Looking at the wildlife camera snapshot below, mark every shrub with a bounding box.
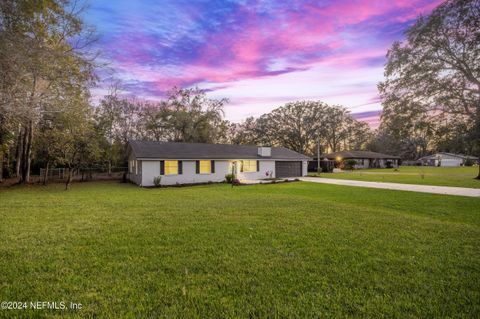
[232,178,241,185]
[343,159,357,170]
[464,158,474,166]
[386,161,394,168]
[153,176,162,187]
[225,173,236,183]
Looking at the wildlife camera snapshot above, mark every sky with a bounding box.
[84,0,443,128]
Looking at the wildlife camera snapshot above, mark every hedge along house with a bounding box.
[127,141,311,186]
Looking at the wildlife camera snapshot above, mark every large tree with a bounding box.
[322,106,352,153]
[379,0,479,175]
[228,101,370,155]
[0,0,96,183]
[165,87,227,143]
[263,101,325,154]
[95,90,140,166]
[94,86,229,168]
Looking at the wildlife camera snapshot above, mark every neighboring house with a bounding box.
[318,151,400,169]
[417,153,478,167]
[127,141,311,186]
[307,159,335,172]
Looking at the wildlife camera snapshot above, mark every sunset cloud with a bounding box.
[85,0,443,126]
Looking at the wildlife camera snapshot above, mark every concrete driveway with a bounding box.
[299,177,480,197]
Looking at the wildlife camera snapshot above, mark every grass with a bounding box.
[0,181,479,318]
[309,166,480,188]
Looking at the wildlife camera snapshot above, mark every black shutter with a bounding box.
[196,161,199,174]
[211,160,215,173]
[240,160,244,172]
[256,160,260,172]
[178,161,183,174]
[160,160,165,175]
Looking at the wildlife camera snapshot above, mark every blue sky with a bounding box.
[84,0,443,127]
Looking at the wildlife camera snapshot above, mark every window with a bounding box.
[242,160,257,172]
[199,160,211,174]
[164,160,178,175]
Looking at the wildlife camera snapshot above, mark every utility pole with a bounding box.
[317,139,321,174]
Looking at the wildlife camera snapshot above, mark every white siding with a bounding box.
[130,159,308,186]
[127,153,142,185]
[302,161,308,176]
[428,154,464,167]
[139,160,277,186]
[141,160,224,186]
[440,158,463,167]
[353,159,369,169]
[238,160,275,180]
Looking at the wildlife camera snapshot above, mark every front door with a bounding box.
[230,161,239,176]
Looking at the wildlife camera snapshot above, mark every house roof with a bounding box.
[128,140,311,160]
[418,152,479,161]
[320,150,401,160]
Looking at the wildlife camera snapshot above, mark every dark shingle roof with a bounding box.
[321,150,400,160]
[128,141,311,160]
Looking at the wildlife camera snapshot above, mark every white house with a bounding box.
[127,141,311,187]
[417,152,478,167]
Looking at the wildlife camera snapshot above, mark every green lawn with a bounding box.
[0,181,479,318]
[309,166,480,188]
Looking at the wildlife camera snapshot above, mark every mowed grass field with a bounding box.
[0,181,479,318]
[309,166,480,188]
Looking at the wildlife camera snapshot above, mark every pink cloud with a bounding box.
[89,0,444,121]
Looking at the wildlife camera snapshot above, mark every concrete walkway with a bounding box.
[299,177,480,197]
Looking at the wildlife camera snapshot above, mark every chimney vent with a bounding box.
[258,147,271,157]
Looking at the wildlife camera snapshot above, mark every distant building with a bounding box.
[417,153,478,167]
[313,151,400,169]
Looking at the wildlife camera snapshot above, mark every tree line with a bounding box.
[0,0,478,185]
[228,102,371,155]
[93,88,371,168]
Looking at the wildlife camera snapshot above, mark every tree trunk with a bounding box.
[43,161,49,185]
[317,140,321,173]
[20,121,33,183]
[476,101,480,179]
[65,168,72,190]
[108,161,111,176]
[25,121,33,182]
[20,125,28,182]
[5,149,10,178]
[0,149,3,183]
[15,126,23,178]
